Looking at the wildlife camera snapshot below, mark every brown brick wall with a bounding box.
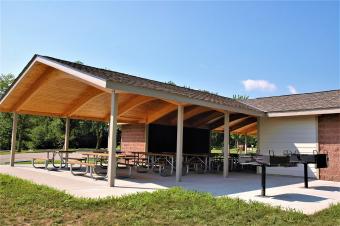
[121,124,146,155]
[319,114,340,182]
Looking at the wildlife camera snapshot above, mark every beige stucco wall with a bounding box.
[259,116,318,178]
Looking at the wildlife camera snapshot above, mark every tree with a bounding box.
[232,94,249,100]
[0,74,16,150]
[90,121,108,149]
[0,113,12,150]
[0,73,15,98]
[28,116,64,150]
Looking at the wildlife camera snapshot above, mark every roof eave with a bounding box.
[106,80,265,117]
[266,108,340,117]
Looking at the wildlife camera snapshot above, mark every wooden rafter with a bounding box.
[118,115,145,123]
[234,121,257,133]
[208,113,248,130]
[191,111,224,128]
[118,95,155,116]
[185,110,215,126]
[11,68,57,111]
[16,109,107,122]
[64,87,104,116]
[170,106,211,124]
[147,104,177,124]
[230,117,257,132]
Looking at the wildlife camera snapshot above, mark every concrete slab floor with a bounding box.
[0,165,339,215]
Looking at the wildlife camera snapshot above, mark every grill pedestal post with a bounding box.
[261,165,266,196]
[304,163,308,188]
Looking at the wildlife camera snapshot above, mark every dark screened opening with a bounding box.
[148,124,210,154]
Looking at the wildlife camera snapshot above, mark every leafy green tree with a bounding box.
[0,73,15,98]
[90,121,108,149]
[0,113,12,150]
[232,94,249,100]
[28,116,64,149]
[0,74,16,150]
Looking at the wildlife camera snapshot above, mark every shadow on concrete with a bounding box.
[311,186,340,192]
[270,193,327,202]
[119,171,305,196]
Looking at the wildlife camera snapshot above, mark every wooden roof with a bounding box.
[0,55,259,134]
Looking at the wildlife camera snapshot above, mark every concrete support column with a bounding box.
[10,113,18,167]
[176,105,184,182]
[108,92,118,187]
[244,133,247,154]
[256,117,261,154]
[145,124,149,152]
[223,112,230,177]
[64,118,70,151]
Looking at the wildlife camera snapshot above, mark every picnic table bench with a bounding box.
[32,157,53,170]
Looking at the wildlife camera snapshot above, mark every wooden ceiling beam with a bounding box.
[11,68,57,111]
[118,95,155,117]
[230,117,257,132]
[118,116,145,124]
[181,106,211,123]
[208,113,248,130]
[190,111,224,128]
[64,87,104,116]
[147,104,178,124]
[235,123,257,134]
[15,109,107,122]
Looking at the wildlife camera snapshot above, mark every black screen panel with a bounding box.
[148,124,210,154]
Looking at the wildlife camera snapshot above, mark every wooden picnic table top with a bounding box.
[148,152,176,157]
[81,152,135,159]
[81,152,110,157]
[183,153,209,157]
[57,150,76,153]
[131,151,148,155]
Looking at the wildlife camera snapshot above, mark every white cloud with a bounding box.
[242,79,277,92]
[288,85,298,94]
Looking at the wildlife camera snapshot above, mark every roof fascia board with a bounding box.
[106,80,264,117]
[0,56,109,106]
[0,57,38,105]
[36,57,107,90]
[267,108,340,117]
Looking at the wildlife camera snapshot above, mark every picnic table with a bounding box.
[32,150,78,170]
[183,153,209,173]
[148,152,176,175]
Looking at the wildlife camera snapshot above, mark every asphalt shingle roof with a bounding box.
[39,55,262,114]
[241,90,340,112]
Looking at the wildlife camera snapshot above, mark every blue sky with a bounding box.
[1,1,339,98]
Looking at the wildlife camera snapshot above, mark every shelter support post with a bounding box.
[108,92,118,187]
[223,112,230,177]
[176,105,184,182]
[256,117,261,154]
[244,133,247,154]
[63,117,70,167]
[64,118,70,151]
[10,113,18,167]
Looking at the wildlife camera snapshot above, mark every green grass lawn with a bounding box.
[0,174,339,225]
[0,150,45,155]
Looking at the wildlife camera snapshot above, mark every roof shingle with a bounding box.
[242,90,340,112]
[40,55,262,114]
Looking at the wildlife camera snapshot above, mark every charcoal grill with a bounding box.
[253,150,328,196]
[298,152,328,188]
